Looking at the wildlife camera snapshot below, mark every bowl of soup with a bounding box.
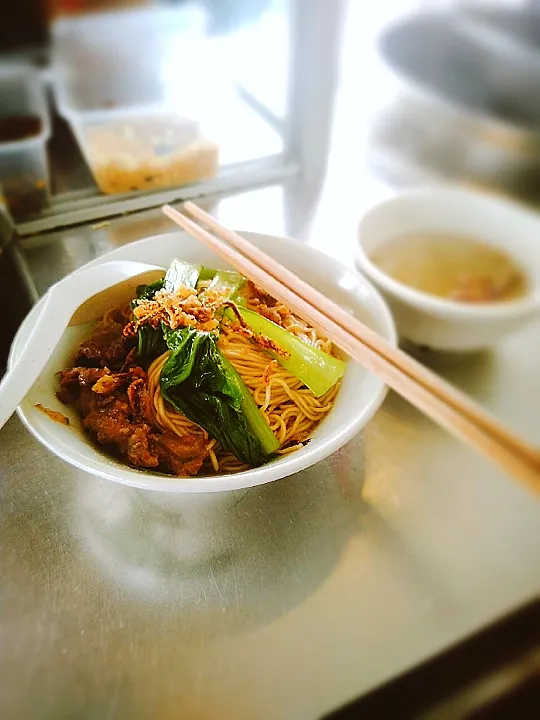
[356,187,540,352]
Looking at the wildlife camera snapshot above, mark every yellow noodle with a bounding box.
[145,286,341,475]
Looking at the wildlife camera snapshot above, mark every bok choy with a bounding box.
[146,259,277,465]
[160,326,278,465]
[134,259,203,363]
[133,277,167,362]
[228,306,346,397]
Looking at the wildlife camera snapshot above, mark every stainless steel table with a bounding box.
[2,7,540,718]
[2,175,540,719]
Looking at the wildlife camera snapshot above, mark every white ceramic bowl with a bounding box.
[356,187,540,352]
[9,230,396,493]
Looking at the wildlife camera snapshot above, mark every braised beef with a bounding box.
[150,432,206,476]
[126,426,159,468]
[121,347,138,371]
[56,367,107,404]
[74,310,134,370]
[127,377,151,424]
[58,358,207,476]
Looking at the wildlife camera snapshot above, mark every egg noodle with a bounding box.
[146,291,340,474]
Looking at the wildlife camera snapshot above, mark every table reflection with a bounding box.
[72,443,365,635]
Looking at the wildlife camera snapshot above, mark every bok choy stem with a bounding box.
[229,306,346,397]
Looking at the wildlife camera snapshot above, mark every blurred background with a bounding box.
[4,0,540,230]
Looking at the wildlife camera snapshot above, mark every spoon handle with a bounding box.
[0,292,70,431]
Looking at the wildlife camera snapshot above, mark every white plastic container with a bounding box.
[55,101,220,195]
[52,7,219,195]
[0,66,51,219]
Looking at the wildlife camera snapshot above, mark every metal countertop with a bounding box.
[2,175,540,719]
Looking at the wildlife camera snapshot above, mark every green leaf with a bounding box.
[160,326,278,466]
[135,277,165,302]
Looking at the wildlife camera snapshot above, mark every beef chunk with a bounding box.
[57,367,108,404]
[121,347,138,371]
[83,411,133,450]
[127,426,159,468]
[74,312,134,370]
[58,366,146,399]
[150,431,207,476]
[127,377,152,424]
[83,399,159,470]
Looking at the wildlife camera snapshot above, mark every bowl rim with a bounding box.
[357,186,540,320]
[11,229,397,493]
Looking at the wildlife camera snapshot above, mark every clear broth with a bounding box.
[370,233,528,303]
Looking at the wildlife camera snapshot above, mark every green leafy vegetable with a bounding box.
[204,269,244,297]
[136,325,167,363]
[164,258,201,292]
[160,325,278,465]
[133,278,167,362]
[197,266,217,283]
[133,259,203,363]
[135,277,165,301]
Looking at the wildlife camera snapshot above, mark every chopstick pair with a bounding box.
[162,202,540,495]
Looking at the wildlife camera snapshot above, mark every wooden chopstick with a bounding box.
[182,201,535,464]
[162,203,540,494]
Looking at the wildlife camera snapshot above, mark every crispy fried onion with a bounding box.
[263,360,279,385]
[124,286,227,336]
[224,302,289,357]
[123,284,289,358]
[245,280,292,327]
